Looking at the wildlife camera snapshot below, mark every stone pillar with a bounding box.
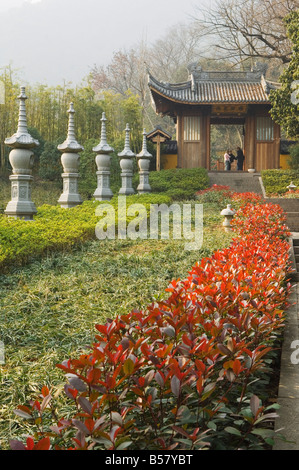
[137,128,152,194]
[93,112,114,201]
[58,103,83,209]
[4,86,39,220]
[118,123,135,195]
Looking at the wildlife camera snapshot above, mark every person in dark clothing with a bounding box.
[229,150,236,167]
[236,147,245,171]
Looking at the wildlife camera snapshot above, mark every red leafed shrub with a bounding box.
[10,202,293,451]
[232,192,263,206]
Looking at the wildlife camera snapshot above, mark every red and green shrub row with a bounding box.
[10,200,293,451]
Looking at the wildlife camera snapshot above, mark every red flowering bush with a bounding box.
[10,202,292,451]
[232,192,263,206]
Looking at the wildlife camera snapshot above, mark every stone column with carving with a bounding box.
[4,86,39,220]
[58,103,83,209]
[137,129,152,194]
[118,123,135,195]
[93,112,114,201]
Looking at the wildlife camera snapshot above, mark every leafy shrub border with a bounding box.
[0,194,171,273]
[10,197,293,451]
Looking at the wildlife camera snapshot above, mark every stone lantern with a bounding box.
[221,204,235,231]
[287,182,297,192]
[57,103,83,209]
[4,86,39,220]
[118,123,135,195]
[136,128,152,194]
[93,112,114,201]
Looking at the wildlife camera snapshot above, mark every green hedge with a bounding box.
[0,194,171,272]
[261,169,299,196]
[147,168,210,200]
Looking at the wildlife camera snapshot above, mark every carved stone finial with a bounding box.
[57,102,84,153]
[93,112,114,154]
[5,86,39,149]
[137,128,153,159]
[118,123,135,158]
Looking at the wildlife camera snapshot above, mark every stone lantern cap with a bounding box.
[5,86,39,149]
[221,204,235,216]
[287,182,297,190]
[118,123,136,158]
[137,128,153,159]
[93,112,114,154]
[57,102,84,153]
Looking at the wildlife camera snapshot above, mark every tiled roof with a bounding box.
[148,71,279,105]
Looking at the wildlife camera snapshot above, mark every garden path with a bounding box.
[274,234,299,450]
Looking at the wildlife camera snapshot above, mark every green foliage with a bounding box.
[6,201,290,451]
[270,10,299,138]
[261,169,299,195]
[77,139,98,199]
[0,202,231,449]
[27,127,45,171]
[38,139,63,181]
[101,90,143,155]
[0,194,172,272]
[148,168,210,201]
[288,143,299,170]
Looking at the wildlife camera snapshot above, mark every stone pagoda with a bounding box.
[5,86,39,220]
[57,103,83,209]
[93,112,114,201]
[136,129,152,194]
[118,123,135,195]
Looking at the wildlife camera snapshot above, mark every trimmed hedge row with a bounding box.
[261,169,299,196]
[0,194,171,272]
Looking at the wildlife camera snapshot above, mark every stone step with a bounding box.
[208,172,264,194]
[270,199,299,212]
[286,213,299,232]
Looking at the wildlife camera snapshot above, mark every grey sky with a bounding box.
[0,0,213,86]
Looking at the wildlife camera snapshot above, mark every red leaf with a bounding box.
[33,437,51,451]
[250,395,260,417]
[171,375,181,397]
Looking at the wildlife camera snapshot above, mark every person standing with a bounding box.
[236,147,245,171]
[229,150,236,169]
[224,150,231,171]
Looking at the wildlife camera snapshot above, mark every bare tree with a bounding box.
[194,0,298,67]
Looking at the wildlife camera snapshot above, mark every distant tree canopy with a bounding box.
[194,0,298,71]
[1,0,298,175]
[270,9,299,139]
[0,68,144,172]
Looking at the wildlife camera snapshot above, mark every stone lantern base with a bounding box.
[58,173,82,209]
[93,170,113,201]
[137,172,151,194]
[4,174,37,220]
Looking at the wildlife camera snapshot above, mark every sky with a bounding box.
[0,0,214,86]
